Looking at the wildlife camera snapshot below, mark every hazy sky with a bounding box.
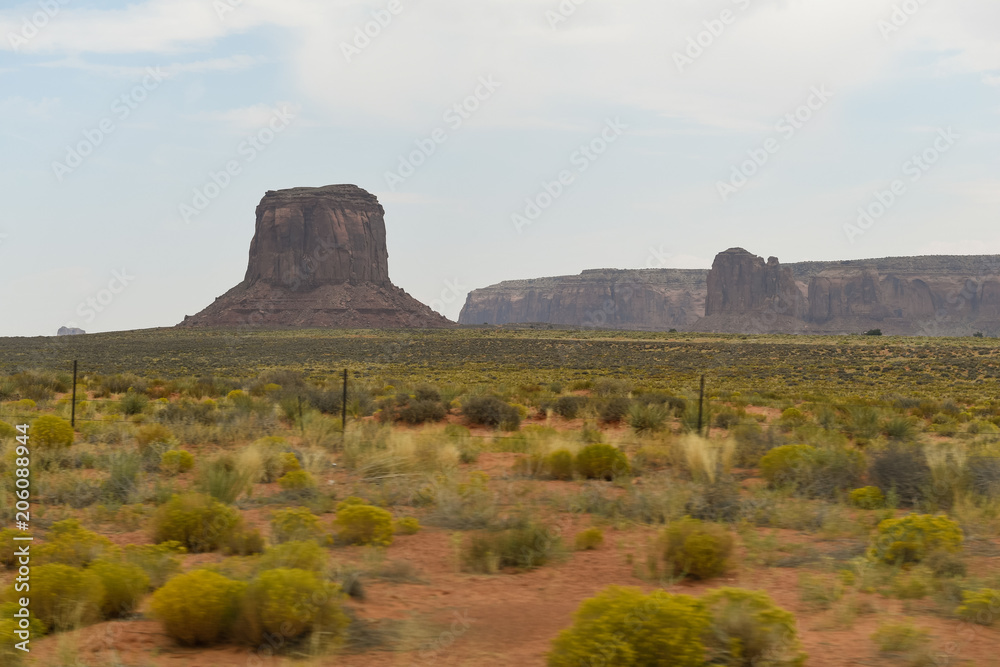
[1,0,998,336]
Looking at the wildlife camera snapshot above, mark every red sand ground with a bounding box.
[19,410,1000,666]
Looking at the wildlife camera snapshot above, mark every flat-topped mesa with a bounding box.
[245,185,390,289]
[178,185,452,329]
[456,247,1000,335]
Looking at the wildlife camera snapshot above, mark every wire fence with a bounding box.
[2,363,999,445]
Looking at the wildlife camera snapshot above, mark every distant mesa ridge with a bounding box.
[178,185,451,329]
[459,247,1000,336]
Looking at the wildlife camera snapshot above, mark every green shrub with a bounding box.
[0,421,18,440]
[90,560,149,618]
[462,522,560,573]
[394,516,421,535]
[236,568,349,648]
[759,445,815,487]
[868,514,963,565]
[395,398,448,425]
[120,390,149,416]
[925,549,966,578]
[0,602,44,665]
[574,527,604,551]
[554,396,587,420]
[279,451,301,473]
[890,569,932,600]
[31,415,74,448]
[0,528,20,568]
[335,495,370,510]
[161,449,195,475]
[869,444,932,507]
[462,395,521,430]
[251,436,291,483]
[31,563,104,631]
[760,445,864,499]
[333,503,394,546]
[270,507,323,543]
[871,621,930,654]
[277,469,317,493]
[135,423,173,449]
[703,587,806,667]
[547,586,710,667]
[36,519,113,567]
[964,454,1000,497]
[223,526,266,556]
[103,451,141,503]
[712,407,744,430]
[152,493,242,553]
[957,589,1000,625]
[849,486,886,510]
[575,443,630,480]
[628,402,668,434]
[122,542,186,588]
[662,518,733,580]
[545,449,575,481]
[779,407,807,427]
[151,570,246,645]
[258,540,327,572]
[198,454,254,504]
[884,416,920,441]
[599,397,631,424]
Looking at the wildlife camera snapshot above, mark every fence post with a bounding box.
[71,360,78,428]
[698,375,705,437]
[341,369,348,435]
[297,396,304,437]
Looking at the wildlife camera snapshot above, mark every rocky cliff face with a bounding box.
[704,248,807,319]
[459,269,706,330]
[179,185,451,329]
[460,250,1000,336]
[244,186,390,289]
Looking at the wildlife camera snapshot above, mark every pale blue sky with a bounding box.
[1,0,998,336]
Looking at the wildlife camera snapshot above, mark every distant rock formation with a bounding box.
[178,185,452,329]
[459,268,706,330]
[459,249,1000,336]
[57,326,85,336]
[699,248,807,331]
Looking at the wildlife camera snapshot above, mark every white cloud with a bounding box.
[185,101,302,133]
[32,54,266,78]
[4,0,1000,133]
[0,95,59,118]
